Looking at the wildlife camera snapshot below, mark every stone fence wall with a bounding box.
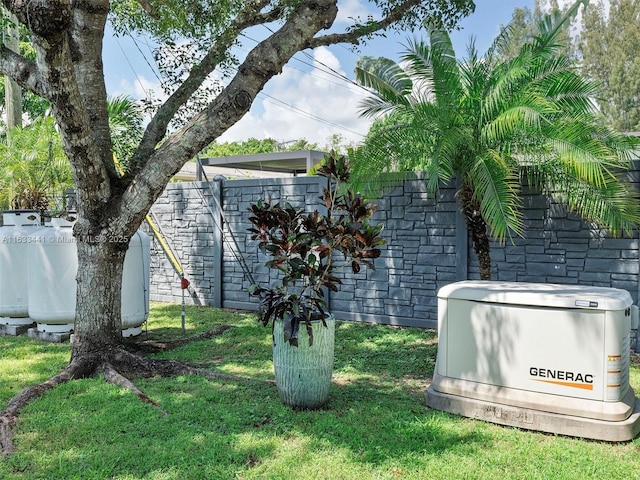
[146,168,640,330]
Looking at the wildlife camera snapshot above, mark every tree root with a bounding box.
[128,324,234,353]
[100,363,169,416]
[1,361,89,458]
[1,326,268,458]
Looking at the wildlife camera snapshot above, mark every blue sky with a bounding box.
[103,1,535,148]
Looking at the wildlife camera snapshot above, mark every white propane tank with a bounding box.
[27,218,150,336]
[121,230,150,337]
[0,210,42,325]
[27,217,77,333]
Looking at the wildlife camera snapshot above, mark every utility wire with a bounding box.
[112,28,369,140]
[240,31,370,94]
[255,25,373,95]
[257,91,364,137]
[125,30,163,85]
[114,36,151,97]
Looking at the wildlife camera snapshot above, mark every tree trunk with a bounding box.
[71,237,128,360]
[456,183,493,281]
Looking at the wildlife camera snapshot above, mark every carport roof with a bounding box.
[196,150,328,178]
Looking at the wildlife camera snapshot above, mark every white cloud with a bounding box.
[109,48,374,149]
[218,47,373,148]
[335,0,378,25]
[112,75,162,100]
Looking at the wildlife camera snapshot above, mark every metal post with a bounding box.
[180,273,188,334]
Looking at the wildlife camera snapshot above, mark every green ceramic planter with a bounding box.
[272,315,335,409]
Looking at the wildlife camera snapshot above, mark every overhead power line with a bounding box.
[112,27,371,141]
[257,91,365,137]
[113,35,152,97]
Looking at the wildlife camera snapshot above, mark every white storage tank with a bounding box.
[27,217,77,333]
[121,230,150,337]
[0,210,42,325]
[427,280,640,441]
[27,219,150,336]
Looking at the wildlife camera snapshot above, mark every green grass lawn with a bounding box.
[2,303,640,479]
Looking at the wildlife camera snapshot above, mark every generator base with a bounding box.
[426,384,640,442]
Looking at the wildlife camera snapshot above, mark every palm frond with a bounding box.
[543,164,640,237]
[399,37,433,81]
[424,28,464,108]
[0,117,73,211]
[486,18,526,65]
[468,150,525,243]
[534,0,589,51]
[355,60,412,118]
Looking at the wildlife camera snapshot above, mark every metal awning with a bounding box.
[195,150,328,179]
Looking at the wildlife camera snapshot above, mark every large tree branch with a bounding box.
[0,46,45,97]
[1,0,71,37]
[68,1,116,176]
[309,0,474,49]
[126,0,282,178]
[117,0,338,233]
[136,0,159,19]
[309,0,424,48]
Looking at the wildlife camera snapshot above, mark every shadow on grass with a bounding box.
[140,302,256,341]
[139,304,470,452]
[2,303,493,479]
[135,304,488,470]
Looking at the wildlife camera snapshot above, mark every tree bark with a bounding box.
[456,182,493,280]
[72,238,128,358]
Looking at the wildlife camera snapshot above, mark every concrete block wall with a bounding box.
[147,170,640,330]
[326,177,459,327]
[467,189,640,302]
[145,181,223,306]
[222,176,324,311]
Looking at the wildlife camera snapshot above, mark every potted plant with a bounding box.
[247,153,385,409]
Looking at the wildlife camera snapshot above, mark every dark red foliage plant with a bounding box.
[247,152,385,346]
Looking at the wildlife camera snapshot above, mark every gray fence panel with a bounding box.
[147,169,640,329]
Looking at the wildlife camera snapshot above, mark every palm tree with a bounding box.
[0,96,142,215]
[351,0,640,280]
[0,117,73,216]
[106,94,143,172]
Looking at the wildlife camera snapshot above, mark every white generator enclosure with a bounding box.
[426,281,640,441]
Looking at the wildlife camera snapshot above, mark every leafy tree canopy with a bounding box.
[579,0,640,131]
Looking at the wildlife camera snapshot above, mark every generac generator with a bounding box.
[426,281,640,441]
